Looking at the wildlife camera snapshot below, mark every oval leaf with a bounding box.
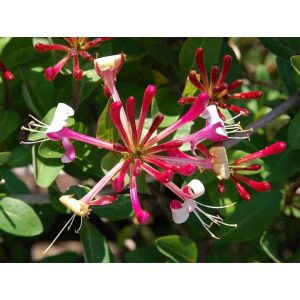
[155,235,198,263]
[216,190,282,243]
[0,197,43,237]
[79,220,111,263]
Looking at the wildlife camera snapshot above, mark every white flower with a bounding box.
[46,103,74,133]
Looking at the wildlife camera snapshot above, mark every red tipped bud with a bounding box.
[231,91,263,99]
[210,65,219,86]
[231,176,251,201]
[228,79,243,91]
[217,180,226,193]
[233,141,286,165]
[136,210,151,225]
[188,71,204,91]
[217,55,232,85]
[3,70,14,80]
[178,97,196,105]
[45,67,56,81]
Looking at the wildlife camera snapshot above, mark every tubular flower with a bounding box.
[168,179,236,239]
[178,47,263,118]
[197,142,286,200]
[0,60,14,80]
[35,37,111,81]
[21,103,116,163]
[181,104,253,153]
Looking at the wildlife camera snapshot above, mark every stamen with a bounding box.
[223,112,244,124]
[43,213,77,255]
[20,138,50,144]
[21,126,42,133]
[28,114,49,126]
[75,217,83,233]
[192,208,219,239]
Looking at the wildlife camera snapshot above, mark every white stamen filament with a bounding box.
[28,114,48,126]
[20,138,50,144]
[224,112,244,124]
[43,213,76,255]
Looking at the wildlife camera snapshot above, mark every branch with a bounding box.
[223,92,300,149]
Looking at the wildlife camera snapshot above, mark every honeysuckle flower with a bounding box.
[43,192,117,255]
[0,60,14,81]
[35,37,111,81]
[197,142,286,200]
[168,179,236,239]
[181,104,253,153]
[178,47,263,118]
[21,103,116,163]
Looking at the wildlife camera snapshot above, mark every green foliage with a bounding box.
[0,37,299,263]
[79,220,111,263]
[155,235,198,263]
[0,197,43,237]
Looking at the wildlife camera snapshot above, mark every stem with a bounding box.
[2,75,10,108]
[223,92,300,149]
[72,79,80,111]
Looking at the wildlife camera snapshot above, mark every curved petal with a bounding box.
[170,200,189,224]
[61,137,75,163]
[186,179,205,198]
[200,105,223,124]
[46,103,74,133]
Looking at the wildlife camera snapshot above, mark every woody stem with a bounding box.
[223,92,300,149]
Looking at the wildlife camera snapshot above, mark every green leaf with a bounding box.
[79,220,111,263]
[264,148,300,181]
[32,146,64,188]
[1,38,37,68]
[291,55,300,75]
[124,246,167,263]
[155,235,198,263]
[216,191,282,243]
[151,87,183,127]
[0,152,11,165]
[179,37,223,79]
[260,38,294,61]
[0,197,43,237]
[288,110,300,149]
[92,194,133,221]
[96,98,116,142]
[0,109,20,143]
[260,231,281,263]
[38,141,64,159]
[19,67,56,117]
[0,168,30,194]
[5,146,31,168]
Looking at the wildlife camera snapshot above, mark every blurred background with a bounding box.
[1,37,300,263]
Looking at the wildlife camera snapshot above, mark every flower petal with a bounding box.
[170,200,189,224]
[200,105,223,124]
[46,103,74,133]
[61,137,75,163]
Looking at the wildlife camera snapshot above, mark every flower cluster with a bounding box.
[179,48,263,118]
[22,45,286,250]
[35,37,111,81]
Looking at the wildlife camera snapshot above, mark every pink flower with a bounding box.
[35,37,111,81]
[168,179,236,239]
[0,60,14,81]
[179,48,263,118]
[196,142,286,200]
